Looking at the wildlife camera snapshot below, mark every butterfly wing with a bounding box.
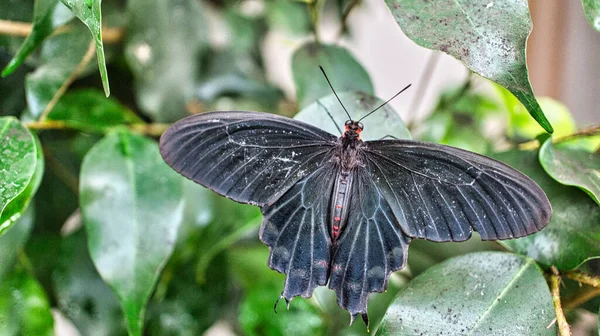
[362,140,552,242]
[159,111,338,206]
[328,165,411,325]
[260,161,338,303]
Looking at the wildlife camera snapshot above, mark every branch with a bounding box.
[563,287,600,310]
[550,267,571,336]
[0,19,124,44]
[25,120,170,137]
[518,124,600,150]
[564,270,600,288]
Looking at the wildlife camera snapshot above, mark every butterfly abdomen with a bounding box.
[330,170,354,241]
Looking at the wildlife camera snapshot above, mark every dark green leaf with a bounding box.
[53,230,127,336]
[539,137,600,206]
[0,205,33,280]
[0,53,29,117]
[494,150,600,270]
[0,117,42,236]
[0,265,54,336]
[125,0,207,122]
[295,91,411,140]
[375,252,555,335]
[60,0,110,96]
[80,130,184,336]
[0,1,33,52]
[582,0,600,32]
[25,24,92,119]
[48,89,142,132]
[292,42,373,109]
[385,0,553,133]
[1,0,72,77]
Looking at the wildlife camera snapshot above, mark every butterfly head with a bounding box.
[344,120,363,139]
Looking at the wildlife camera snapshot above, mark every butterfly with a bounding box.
[158,73,552,326]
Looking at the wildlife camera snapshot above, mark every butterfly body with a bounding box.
[159,110,551,326]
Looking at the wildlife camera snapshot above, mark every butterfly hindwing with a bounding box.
[363,140,552,241]
[159,111,338,206]
[329,165,411,325]
[260,161,337,302]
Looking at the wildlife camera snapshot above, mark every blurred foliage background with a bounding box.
[0,0,600,335]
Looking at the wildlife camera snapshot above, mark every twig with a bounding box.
[38,40,96,122]
[25,120,170,137]
[564,270,600,288]
[0,19,124,44]
[563,287,600,310]
[338,0,360,37]
[550,267,571,336]
[518,124,600,150]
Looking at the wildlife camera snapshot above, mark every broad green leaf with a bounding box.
[375,252,555,335]
[1,0,73,77]
[48,89,142,132]
[80,130,184,336]
[266,1,311,35]
[60,0,110,96]
[540,137,600,206]
[385,0,553,133]
[0,205,33,280]
[292,42,373,109]
[495,150,600,270]
[125,0,207,122]
[0,265,54,336]
[295,91,411,140]
[25,23,92,119]
[0,117,43,236]
[53,230,127,336]
[582,0,600,32]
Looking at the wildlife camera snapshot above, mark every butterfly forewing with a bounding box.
[159,111,338,206]
[363,140,551,241]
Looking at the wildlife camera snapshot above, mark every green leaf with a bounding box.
[25,24,92,119]
[266,1,311,35]
[60,0,110,96]
[48,89,142,132]
[385,0,553,133]
[0,117,43,236]
[494,150,600,270]
[582,0,600,32]
[375,252,555,335]
[295,91,411,140]
[125,0,207,122]
[53,230,127,336]
[80,130,184,336]
[0,205,33,280]
[1,0,73,77]
[292,42,373,109]
[0,265,54,336]
[539,137,600,206]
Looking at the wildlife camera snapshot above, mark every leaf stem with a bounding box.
[39,40,96,122]
[564,270,600,288]
[338,0,361,37]
[405,51,441,129]
[549,267,571,336]
[518,124,600,150]
[0,19,124,43]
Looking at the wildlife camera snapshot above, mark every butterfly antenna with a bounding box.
[358,84,412,122]
[319,65,353,121]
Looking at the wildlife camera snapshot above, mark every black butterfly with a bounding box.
[159,87,551,327]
